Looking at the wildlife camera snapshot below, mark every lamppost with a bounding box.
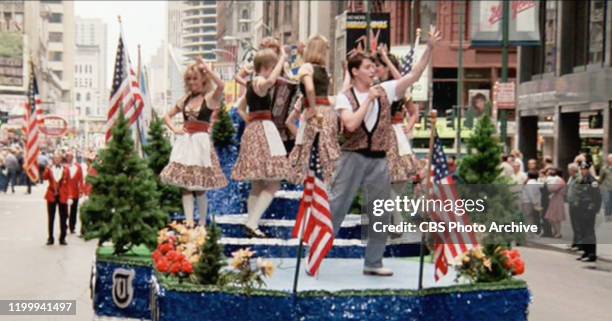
[212,48,238,103]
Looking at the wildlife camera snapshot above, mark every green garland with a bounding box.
[96,245,153,267]
[156,271,527,298]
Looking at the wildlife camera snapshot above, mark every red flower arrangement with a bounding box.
[152,240,194,277]
[502,249,525,276]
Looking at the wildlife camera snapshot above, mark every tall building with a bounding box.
[74,17,107,149]
[517,0,611,172]
[181,0,217,62]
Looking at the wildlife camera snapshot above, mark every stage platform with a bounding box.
[264,258,456,291]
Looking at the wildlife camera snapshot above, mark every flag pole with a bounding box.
[292,207,310,294]
[135,44,145,157]
[418,110,437,290]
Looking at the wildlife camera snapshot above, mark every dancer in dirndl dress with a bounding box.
[160,58,228,226]
[374,46,419,231]
[233,48,290,238]
[287,35,340,185]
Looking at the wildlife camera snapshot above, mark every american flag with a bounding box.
[429,135,479,281]
[24,64,42,182]
[105,32,144,142]
[292,134,334,276]
[399,47,415,76]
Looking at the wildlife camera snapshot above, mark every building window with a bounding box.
[240,23,249,33]
[241,8,249,20]
[202,17,215,23]
[49,13,63,23]
[86,107,91,116]
[76,93,81,101]
[202,8,216,15]
[52,70,62,80]
[86,92,91,101]
[284,2,292,24]
[49,32,63,42]
[588,0,606,64]
[419,1,437,43]
[49,51,62,61]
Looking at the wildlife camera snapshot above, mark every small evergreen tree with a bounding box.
[81,110,167,254]
[144,116,182,215]
[457,114,524,245]
[195,224,225,285]
[212,106,235,148]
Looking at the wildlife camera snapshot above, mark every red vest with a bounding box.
[82,166,98,197]
[341,87,392,153]
[43,165,70,204]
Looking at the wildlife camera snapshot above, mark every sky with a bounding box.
[74,1,166,86]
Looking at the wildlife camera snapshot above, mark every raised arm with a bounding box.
[299,63,317,111]
[197,57,224,110]
[395,28,441,98]
[404,98,419,132]
[236,94,248,122]
[253,50,287,96]
[235,64,252,87]
[378,44,401,80]
[285,96,303,137]
[340,61,352,92]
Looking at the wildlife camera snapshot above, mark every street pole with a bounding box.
[500,0,510,153]
[365,0,371,53]
[456,1,464,156]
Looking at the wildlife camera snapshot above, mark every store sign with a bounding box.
[346,13,390,56]
[391,45,429,102]
[0,31,26,91]
[495,82,516,109]
[39,115,68,136]
[471,0,541,47]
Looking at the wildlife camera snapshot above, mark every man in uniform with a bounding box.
[571,162,601,262]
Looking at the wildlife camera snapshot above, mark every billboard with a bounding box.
[470,0,541,47]
[0,31,26,91]
[346,12,390,56]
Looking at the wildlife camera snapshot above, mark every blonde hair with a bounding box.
[303,34,329,66]
[254,48,278,73]
[259,37,281,55]
[183,62,210,93]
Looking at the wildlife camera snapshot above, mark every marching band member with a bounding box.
[233,48,290,238]
[44,152,70,245]
[160,57,228,226]
[287,35,340,185]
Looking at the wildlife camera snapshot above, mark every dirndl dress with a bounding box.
[387,106,418,183]
[232,80,290,181]
[160,94,228,191]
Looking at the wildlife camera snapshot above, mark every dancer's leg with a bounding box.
[182,191,195,225]
[195,192,208,226]
[245,180,279,230]
[247,181,265,216]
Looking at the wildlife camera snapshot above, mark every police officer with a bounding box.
[572,162,601,262]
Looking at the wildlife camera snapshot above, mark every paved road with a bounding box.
[1,185,611,320]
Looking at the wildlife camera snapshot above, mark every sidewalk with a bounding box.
[527,213,612,263]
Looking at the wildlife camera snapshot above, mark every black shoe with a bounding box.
[46,238,54,246]
[576,253,588,260]
[581,255,597,262]
[70,229,75,234]
[59,239,68,246]
[244,225,267,238]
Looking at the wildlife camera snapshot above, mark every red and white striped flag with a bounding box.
[292,134,334,276]
[429,135,479,281]
[24,63,42,182]
[105,29,144,142]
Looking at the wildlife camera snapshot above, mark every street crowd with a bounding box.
[503,150,610,262]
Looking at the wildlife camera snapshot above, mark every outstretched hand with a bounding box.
[196,56,211,73]
[427,26,442,48]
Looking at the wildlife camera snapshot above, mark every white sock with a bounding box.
[246,181,279,229]
[182,193,195,225]
[196,193,208,226]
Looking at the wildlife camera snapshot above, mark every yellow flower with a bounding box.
[483,258,492,271]
[231,248,254,269]
[472,248,485,260]
[257,259,275,278]
[462,255,470,264]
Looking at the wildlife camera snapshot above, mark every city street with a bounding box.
[1,185,611,321]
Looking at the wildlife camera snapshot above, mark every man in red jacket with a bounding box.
[43,152,70,245]
[65,151,83,234]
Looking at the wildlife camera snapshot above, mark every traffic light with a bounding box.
[0,111,8,124]
[445,108,455,129]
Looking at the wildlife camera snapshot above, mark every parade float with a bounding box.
[87,110,530,321]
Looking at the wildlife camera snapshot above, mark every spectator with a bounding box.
[500,155,515,178]
[511,149,524,172]
[566,163,581,250]
[544,168,566,238]
[598,154,612,222]
[573,162,601,262]
[38,151,49,184]
[512,161,527,184]
[0,152,7,192]
[4,148,18,193]
[527,158,538,172]
[521,171,542,237]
